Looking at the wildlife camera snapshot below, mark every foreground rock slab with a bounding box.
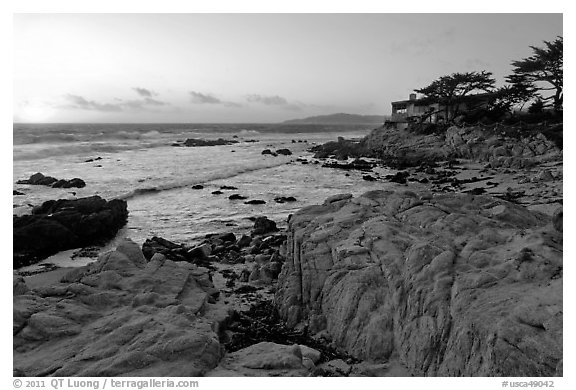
[13,240,223,377]
[275,190,562,376]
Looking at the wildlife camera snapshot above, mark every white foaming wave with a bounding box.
[239,129,260,135]
[116,158,291,201]
[13,140,168,161]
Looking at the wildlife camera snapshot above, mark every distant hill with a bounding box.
[282,113,388,125]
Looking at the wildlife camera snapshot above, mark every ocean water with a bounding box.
[13,123,393,252]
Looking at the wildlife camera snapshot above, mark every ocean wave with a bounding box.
[116,159,290,201]
[13,141,167,161]
[239,129,261,135]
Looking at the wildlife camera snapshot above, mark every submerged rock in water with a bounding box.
[16,172,86,189]
[181,138,238,147]
[274,196,297,203]
[275,190,563,376]
[229,194,248,200]
[245,199,266,205]
[13,196,128,268]
[13,239,223,376]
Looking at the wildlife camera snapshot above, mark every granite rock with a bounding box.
[14,240,223,377]
[275,190,562,376]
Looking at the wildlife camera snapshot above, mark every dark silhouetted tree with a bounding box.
[508,36,563,111]
[528,99,544,114]
[414,71,496,122]
[489,79,537,116]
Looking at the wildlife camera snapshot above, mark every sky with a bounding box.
[13,13,563,123]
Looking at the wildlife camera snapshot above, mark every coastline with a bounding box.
[13,123,563,377]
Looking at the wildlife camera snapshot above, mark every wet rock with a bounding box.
[362,175,376,181]
[212,190,224,195]
[220,185,238,190]
[239,268,251,283]
[182,138,238,147]
[248,264,261,282]
[212,232,237,243]
[14,240,223,376]
[13,196,128,268]
[13,190,25,195]
[191,185,204,190]
[17,173,85,188]
[252,216,278,235]
[188,244,212,261]
[51,178,86,189]
[84,157,103,163]
[276,149,292,156]
[261,149,277,156]
[229,194,248,200]
[245,200,266,205]
[236,235,252,248]
[385,171,409,184]
[274,196,297,203]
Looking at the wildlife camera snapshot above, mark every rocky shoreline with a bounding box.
[13,123,562,377]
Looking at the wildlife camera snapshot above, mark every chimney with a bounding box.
[409,93,417,101]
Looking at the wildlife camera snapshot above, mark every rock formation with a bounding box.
[16,172,86,188]
[13,196,128,268]
[275,190,563,376]
[310,124,561,170]
[13,240,223,377]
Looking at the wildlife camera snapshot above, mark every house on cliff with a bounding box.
[386,92,495,129]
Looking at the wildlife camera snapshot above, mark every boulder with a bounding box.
[236,235,252,248]
[245,200,266,205]
[206,342,307,376]
[16,173,86,188]
[182,138,238,147]
[13,196,128,268]
[14,240,222,376]
[51,178,86,188]
[229,194,248,200]
[553,207,563,233]
[274,196,297,203]
[252,216,278,235]
[142,236,193,263]
[275,190,563,376]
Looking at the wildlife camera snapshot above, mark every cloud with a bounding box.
[245,94,303,111]
[189,91,222,104]
[133,87,158,97]
[63,94,123,112]
[246,94,288,106]
[62,94,168,112]
[189,91,242,108]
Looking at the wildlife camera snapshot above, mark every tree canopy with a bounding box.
[414,71,496,122]
[508,36,563,111]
